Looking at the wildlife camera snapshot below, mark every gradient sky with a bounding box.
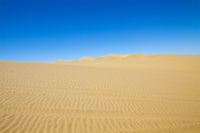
[0,0,200,62]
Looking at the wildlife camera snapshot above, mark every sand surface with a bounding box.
[0,54,200,133]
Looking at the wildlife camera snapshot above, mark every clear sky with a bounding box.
[0,0,199,62]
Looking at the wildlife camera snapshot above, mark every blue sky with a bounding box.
[0,0,199,62]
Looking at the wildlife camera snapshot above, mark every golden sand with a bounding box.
[0,54,200,133]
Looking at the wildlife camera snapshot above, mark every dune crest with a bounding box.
[80,56,96,60]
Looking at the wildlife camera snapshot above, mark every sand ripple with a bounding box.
[0,55,200,133]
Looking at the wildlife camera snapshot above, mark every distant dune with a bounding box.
[0,54,200,133]
[52,53,200,72]
[52,53,198,62]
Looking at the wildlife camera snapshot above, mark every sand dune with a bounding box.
[75,53,188,61]
[0,54,200,133]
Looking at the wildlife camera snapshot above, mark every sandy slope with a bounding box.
[0,54,200,133]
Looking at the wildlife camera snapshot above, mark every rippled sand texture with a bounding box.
[0,54,200,133]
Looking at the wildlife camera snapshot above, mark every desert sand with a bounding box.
[0,53,200,133]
